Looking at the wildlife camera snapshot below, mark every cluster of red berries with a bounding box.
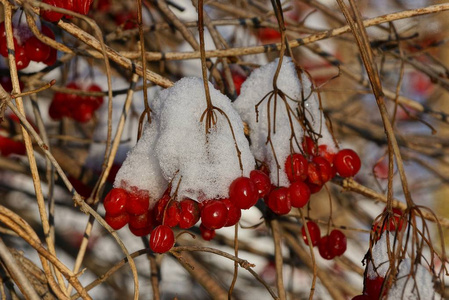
[49,82,103,122]
[41,0,93,22]
[373,208,404,239]
[103,186,175,253]
[264,136,361,215]
[301,221,347,260]
[0,22,56,70]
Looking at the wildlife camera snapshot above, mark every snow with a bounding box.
[115,77,255,202]
[367,234,395,279]
[233,57,337,187]
[114,122,167,202]
[387,259,436,299]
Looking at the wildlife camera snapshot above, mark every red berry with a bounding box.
[302,136,317,156]
[307,161,322,186]
[149,225,175,253]
[312,156,333,183]
[250,169,271,198]
[334,149,361,177]
[229,176,258,210]
[258,27,281,43]
[129,225,152,237]
[105,212,129,230]
[0,22,8,57]
[200,223,216,241]
[163,201,180,228]
[285,153,308,183]
[222,198,241,227]
[0,135,26,157]
[266,187,291,215]
[72,103,94,122]
[41,0,65,22]
[329,229,347,256]
[126,192,149,215]
[86,84,104,109]
[387,208,404,231]
[231,71,246,95]
[301,221,321,247]
[154,194,170,224]
[306,181,323,194]
[73,0,93,15]
[318,235,335,260]
[179,198,200,229]
[129,211,153,229]
[103,188,128,216]
[14,41,30,70]
[24,36,50,62]
[288,181,311,208]
[318,144,335,164]
[200,200,228,230]
[364,276,384,298]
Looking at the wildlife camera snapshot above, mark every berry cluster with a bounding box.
[41,0,94,23]
[49,82,103,122]
[263,136,361,216]
[301,221,347,260]
[373,207,404,238]
[0,22,56,70]
[104,170,269,252]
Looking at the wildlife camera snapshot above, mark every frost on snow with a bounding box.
[115,77,254,203]
[233,57,336,187]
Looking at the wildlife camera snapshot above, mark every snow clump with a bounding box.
[115,77,255,203]
[233,57,336,187]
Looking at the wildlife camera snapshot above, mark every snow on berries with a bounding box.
[104,77,256,251]
[0,12,57,70]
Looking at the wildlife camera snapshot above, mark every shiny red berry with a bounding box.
[285,153,308,182]
[24,36,50,62]
[41,0,65,22]
[318,144,335,164]
[103,188,128,216]
[318,235,335,260]
[149,225,175,253]
[162,201,180,228]
[334,149,361,177]
[302,136,317,156]
[250,169,271,198]
[329,229,347,256]
[125,192,149,215]
[301,221,321,247]
[222,198,241,227]
[129,211,153,229]
[312,156,333,183]
[229,176,258,210]
[14,41,30,70]
[266,187,291,215]
[288,181,311,208]
[201,200,228,230]
[179,198,200,229]
[364,276,384,298]
[73,0,93,15]
[105,212,129,230]
[200,223,216,241]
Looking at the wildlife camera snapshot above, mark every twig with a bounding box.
[0,237,41,300]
